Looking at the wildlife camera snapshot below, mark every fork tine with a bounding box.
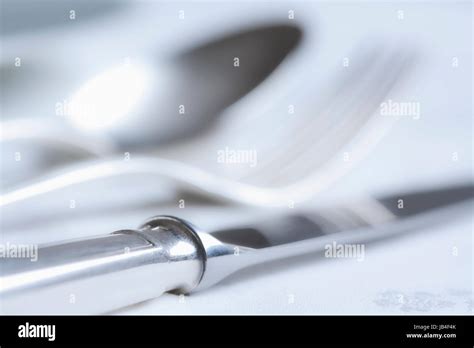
[245,45,416,187]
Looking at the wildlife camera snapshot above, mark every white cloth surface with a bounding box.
[119,213,473,315]
[1,1,472,314]
[3,199,472,314]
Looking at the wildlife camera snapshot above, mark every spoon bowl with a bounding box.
[66,24,302,148]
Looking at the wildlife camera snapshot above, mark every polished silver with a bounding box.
[1,41,416,213]
[1,184,472,314]
[1,217,205,314]
[4,23,302,148]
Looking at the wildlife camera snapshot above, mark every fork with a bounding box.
[0,43,416,213]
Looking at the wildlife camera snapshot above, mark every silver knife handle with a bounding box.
[0,221,205,314]
[2,184,471,314]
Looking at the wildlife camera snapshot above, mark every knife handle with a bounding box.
[0,222,205,314]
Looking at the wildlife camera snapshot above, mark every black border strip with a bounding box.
[0,315,472,346]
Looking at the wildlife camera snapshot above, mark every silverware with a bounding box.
[66,24,302,148]
[1,24,301,186]
[0,42,416,217]
[1,183,471,314]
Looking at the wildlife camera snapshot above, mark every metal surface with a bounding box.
[1,42,415,211]
[1,184,472,314]
[0,221,204,314]
[0,23,301,159]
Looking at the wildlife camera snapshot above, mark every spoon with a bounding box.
[2,24,302,148]
[0,24,302,186]
[64,24,303,148]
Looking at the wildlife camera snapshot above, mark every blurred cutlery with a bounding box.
[1,24,302,186]
[0,42,416,221]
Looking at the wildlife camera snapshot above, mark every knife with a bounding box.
[1,183,472,314]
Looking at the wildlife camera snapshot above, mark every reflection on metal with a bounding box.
[1,184,472,314]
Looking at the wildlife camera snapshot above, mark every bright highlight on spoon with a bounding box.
[68,63,150,131]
